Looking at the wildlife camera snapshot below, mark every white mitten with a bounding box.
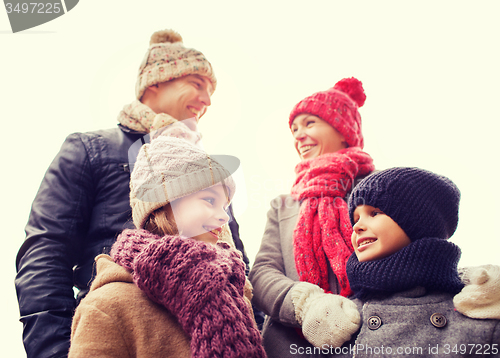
[291,282,360,348]
[454,265,500,319]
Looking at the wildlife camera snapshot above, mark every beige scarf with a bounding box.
[117,100,176,133]
[117,100,202,145]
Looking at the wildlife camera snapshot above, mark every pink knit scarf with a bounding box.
[111,229,266,358]
[291,147,374,297]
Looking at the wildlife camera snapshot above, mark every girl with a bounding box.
[342,167,500,357]
[249,77,375,356]
[69,136,266,358]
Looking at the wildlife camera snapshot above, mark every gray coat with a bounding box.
[339,287,500,358]
[249,194,342,358]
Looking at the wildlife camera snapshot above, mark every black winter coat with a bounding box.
[15,125,250,358]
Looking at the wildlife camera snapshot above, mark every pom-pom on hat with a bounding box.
[130,136,238,230]
[348,167,461,241]
[289,77,366,148]
[135,29,217,100]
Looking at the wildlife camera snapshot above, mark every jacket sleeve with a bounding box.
[15,134,94,358]
[228,204,266,329]
[248,199,300,328]
[228,205,250,271]
[493,323,500,357]
[69,302,129,358]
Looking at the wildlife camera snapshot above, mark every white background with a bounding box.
[2,1,499,356]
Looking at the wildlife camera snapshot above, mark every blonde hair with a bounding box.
[143,204,178,237]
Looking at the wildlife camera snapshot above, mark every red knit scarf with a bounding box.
[291,147,374,297]
[111,229,266,358]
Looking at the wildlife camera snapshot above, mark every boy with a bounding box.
[344,167,500,357]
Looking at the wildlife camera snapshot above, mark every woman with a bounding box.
[249,77,375,357]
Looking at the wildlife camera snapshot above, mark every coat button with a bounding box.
[430,313,447,328]
[367,315,382,330]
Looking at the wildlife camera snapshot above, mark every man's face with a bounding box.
[149,74,214,121]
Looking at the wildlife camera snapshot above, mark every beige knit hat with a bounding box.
[135,29,217,100]
[130,136,237,230]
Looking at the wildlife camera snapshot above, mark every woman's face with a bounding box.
[291,114,347,160]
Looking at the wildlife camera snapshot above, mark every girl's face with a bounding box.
[291,114,347,160]
[351,205,411,262]
[170,184,230,245]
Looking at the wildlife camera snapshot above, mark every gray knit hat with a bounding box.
[130,136,237,229]
[136,29,217,100]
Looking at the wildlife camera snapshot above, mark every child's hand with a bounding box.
[453,264,500,319]
[291,282,360,348]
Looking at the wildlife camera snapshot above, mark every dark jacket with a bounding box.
[15,124,249,358]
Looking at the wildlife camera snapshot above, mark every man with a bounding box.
[15,29,251,358]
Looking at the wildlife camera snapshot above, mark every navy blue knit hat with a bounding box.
[348,167,461,241]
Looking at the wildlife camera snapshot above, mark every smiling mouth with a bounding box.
[188,106,201,119]
[299,145,316,155]
[204,226,222,239]
[358,238,377,248]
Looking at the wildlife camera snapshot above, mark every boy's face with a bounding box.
[170,184,230,245]
[147,74,214,121]
[291,114,347,160]
[351,205,411,262]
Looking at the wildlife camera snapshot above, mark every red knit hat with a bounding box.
[289,77,366,148]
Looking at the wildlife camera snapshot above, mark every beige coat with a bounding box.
[69,254,191,358]
[70,254,255,357]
